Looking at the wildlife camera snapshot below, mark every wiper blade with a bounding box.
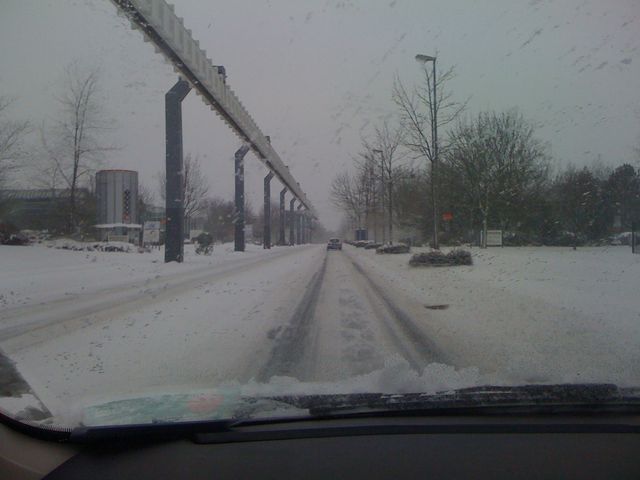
[268,384,640,417]
[64,384,640,443]
[70,418,237,443]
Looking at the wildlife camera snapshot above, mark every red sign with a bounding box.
[442,212,453,221]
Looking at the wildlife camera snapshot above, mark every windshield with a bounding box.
[1,0,639,431]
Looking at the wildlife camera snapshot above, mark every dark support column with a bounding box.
[234,144,250,252]
[278,188,287,245]
[296,205,303,245]
[165,79,191,263]
[300,214,304,244]
[289,198,296,245]
[263,171,274,249]
[302,213,307,244]
[304,214,309,244]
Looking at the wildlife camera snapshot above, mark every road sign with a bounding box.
[485,230,503,247]
[442,212,453,221]
[143,221,161,244]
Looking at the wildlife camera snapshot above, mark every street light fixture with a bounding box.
[415,53,439,250]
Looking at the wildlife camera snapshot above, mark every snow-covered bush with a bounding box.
[50,239,138,253]
[409,249,472,267]
[409,250,448,266]
[376,243,410,254]
[446,249,473,265]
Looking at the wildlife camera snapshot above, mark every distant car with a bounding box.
[327,238,342,250]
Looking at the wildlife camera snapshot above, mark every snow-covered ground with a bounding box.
[0,242,323,417]
[345,245,640,386]
[0,241,271,310]
[1,242,639,426]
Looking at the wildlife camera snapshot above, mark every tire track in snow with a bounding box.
[258,249,451,383]
[257,256,327,382]
[347,258,452,370]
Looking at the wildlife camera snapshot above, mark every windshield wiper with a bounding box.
[268,384,640,417]
[70,418,237,444]
[54,384,640,444]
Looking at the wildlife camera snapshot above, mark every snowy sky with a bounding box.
[1,0,639,229]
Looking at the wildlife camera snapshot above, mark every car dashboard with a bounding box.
[2,413,639,479]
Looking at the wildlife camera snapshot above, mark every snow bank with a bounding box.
[63,355,487,426]
[236,355,485,397]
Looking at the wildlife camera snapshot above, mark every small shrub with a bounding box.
[2,233,30,246]
[409,249,472,267]
[503,232,530,246]
[446,249,473,265]
[376,243,410,254]
[409,250,448,266]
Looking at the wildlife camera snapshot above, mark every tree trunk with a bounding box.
[69,156,79,234]
[482,214,488,249]
[388,179,393,244]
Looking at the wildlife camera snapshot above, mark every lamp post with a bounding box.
[373,148,393,244]
[415,53,439,250]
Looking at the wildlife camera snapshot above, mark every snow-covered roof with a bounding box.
[95,223,142,229]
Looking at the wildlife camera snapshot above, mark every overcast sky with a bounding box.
[1,0,639,229]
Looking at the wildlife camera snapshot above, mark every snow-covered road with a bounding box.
[1,242,639,424]
[0,243,463,419]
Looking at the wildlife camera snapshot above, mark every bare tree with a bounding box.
[393,63,466,247]
[368,120,405,243]
[447,109,549,247]
[203,197,235,243]
[0,96,30,188]
[333,129,406,243]
[159,153,210,223]
[330,171,362,228]
[353,149,380,240]
[137,183,155,222]
[41,63,114,232]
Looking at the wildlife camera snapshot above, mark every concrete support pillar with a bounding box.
[278,188,287,245]
[305,214,309,243]
[263,171,274,249]
[301,213,307,244]
[289,198,296,245]
[296,205,303,245]
[234,144,250,252]
[164,78,191,263]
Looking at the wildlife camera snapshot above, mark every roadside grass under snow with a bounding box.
[346,244,640,387]
[0,241,273,309]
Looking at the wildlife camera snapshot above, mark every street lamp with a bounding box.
[415,53,439,250]
[373,148,393,244]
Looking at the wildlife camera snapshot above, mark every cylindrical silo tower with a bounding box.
[96,170,139,225]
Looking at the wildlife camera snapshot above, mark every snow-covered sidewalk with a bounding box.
[0,242,284,310]
[345,245,640,387]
